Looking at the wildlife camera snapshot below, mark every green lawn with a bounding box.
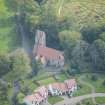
[80,97,105,105]
[32,71,52,81]
[73,82,91,96]
[95,97,105,104]
[56,73,68,82]
[81,98,95,105]
[38,77,56,85]
[48,96,64,104]
[22,79,38,92]
[83,74,105,93]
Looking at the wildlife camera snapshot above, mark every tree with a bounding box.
[0,82,10,105]
[71,40,90,71]
[90,39,105,71]
[103,80,105,86]
[9,48,31,81]
[91,75,98,81]
[16,92,25,104]
[31,59,41,76]
[0,54,11,77]
[59,30,81,60]
[81,24,102,43]
[35,0,44,5]
[99,32,105,42]
[6,0,41,30]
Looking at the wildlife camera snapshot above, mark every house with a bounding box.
[24,86,48,105]
[23,93,44,105]
[33,30,64,67]
[48,79,77,96]
[48,82,67,96]
[64,79,77,96]
[34,86,48,99]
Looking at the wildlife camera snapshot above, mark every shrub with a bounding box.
[102,80,105,86]
[91,75,98,81]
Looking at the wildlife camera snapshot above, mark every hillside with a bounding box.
[0,0,20,54]
[0,0,105,105]
[0,0,105,53]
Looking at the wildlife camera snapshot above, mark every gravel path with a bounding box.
[54,93,105,105]
[78,75,96,104]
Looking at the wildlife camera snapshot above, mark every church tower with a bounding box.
[33,30,46,56]
[35,30,46,47]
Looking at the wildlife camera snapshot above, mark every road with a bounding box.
[54,93,105,105]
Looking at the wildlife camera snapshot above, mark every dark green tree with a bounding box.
[0,54,11,77]
[0,82,10,105]
[59,30,81,60]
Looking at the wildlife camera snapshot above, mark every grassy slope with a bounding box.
[83,74,105,93]
[81,98,95,105]
[48,96,64,104]
[0,0,20,54]
[45,0,105,31]
[95,97,105,104]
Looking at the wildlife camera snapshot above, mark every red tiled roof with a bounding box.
[25,93,43,102]
[35,46,64,60]
[25,95,35,101]
[64,79,76,89]
[50,83,67,92]
[34,86,48,97]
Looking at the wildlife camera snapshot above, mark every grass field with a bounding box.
[55,73,68,82]
[38,77,56,85]
[95,97,105,104]
[48,96,64,104]
[73,82,91,96]
[83,74,105,93]
[77,97,105,105]
[32,71,52,81]
[81,98,94,105]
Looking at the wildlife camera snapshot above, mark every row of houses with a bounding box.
[24,79,77,105]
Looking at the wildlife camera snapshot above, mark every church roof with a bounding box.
[35,46,64,60]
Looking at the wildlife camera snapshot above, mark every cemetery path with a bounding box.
[55,93,105,105]
[78,75,96,104]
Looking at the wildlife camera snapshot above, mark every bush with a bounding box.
[102,80,105,86]
[91,75,98,81]
[78,84,82,89]
[86,101,90,105]
[76,103,81,105]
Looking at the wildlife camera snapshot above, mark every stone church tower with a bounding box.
[33,30,46,55]
[35,30,46,47]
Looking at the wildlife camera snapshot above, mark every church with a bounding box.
[33,30,64,67]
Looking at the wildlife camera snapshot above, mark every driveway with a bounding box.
[54,93,105,105]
